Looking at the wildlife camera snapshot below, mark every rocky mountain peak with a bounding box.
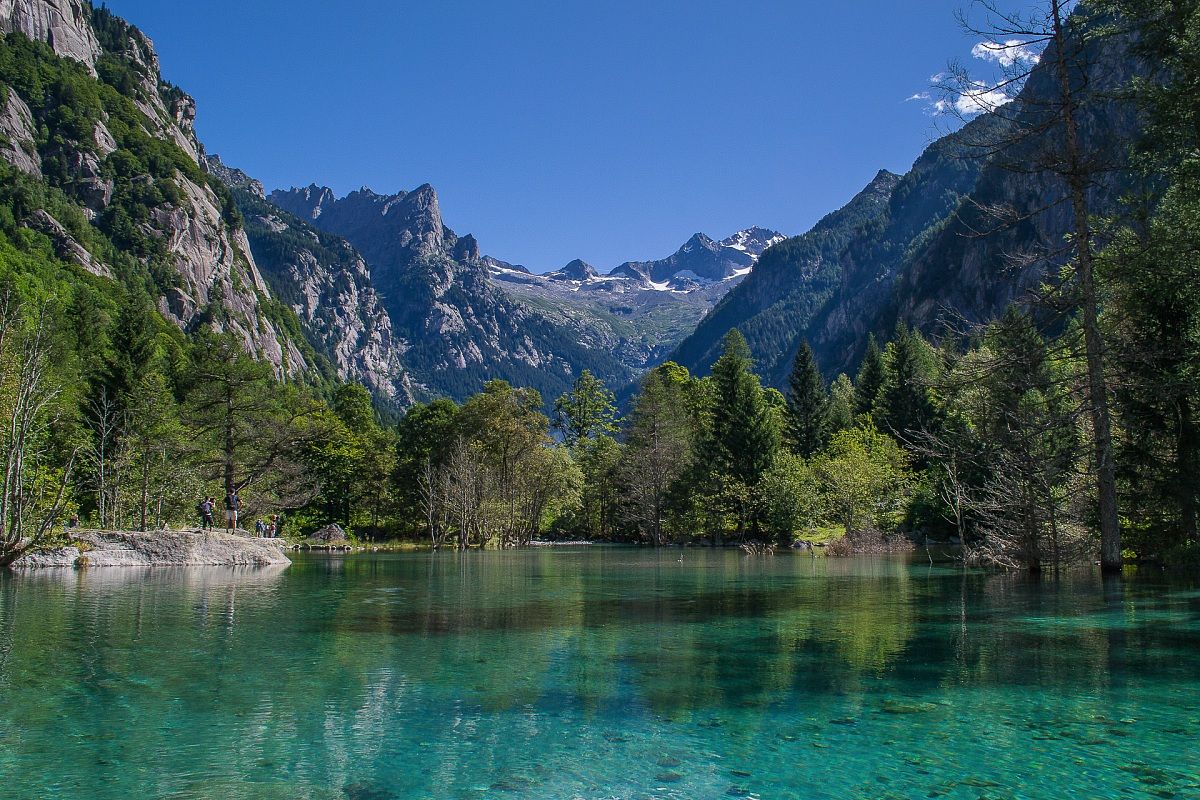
[719,227,788,258]
[452,233,480,263]
[551,258,599,282]
[270,184,338,220]
[203,154,265,199]
[681,232,717,253]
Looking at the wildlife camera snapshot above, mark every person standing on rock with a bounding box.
[199,497,215,530]
[224,491,241,532]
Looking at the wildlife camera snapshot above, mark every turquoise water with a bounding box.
[1,550,1198,799]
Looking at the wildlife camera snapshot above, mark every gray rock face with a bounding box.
[548,259,600,282]
[217,163,414,403]
[12,530,292,568]
[308,523,347,543]
[148,174,306,375]
[22,209,113,278]
[0,89,41,177]
[272,183,453,263]
[0,0,101,70]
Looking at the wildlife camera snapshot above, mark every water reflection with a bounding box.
[0,550,1197,800]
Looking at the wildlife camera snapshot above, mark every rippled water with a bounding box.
[1,549,1198,799]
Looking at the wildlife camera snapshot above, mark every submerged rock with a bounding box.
[881,699,942,715]
[12,530,291,568]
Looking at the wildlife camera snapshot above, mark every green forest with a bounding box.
[0,0,1196,572]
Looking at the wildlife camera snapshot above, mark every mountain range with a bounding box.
[0,0,1145,409]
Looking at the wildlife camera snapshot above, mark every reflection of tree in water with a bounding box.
[3,555,1198,799]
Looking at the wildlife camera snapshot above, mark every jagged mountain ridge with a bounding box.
[207,156,413,403]
[270,182,634,402]
[484,226,786,372]
[608,228,785,288]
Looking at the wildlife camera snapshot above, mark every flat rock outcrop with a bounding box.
[13,529,291,568]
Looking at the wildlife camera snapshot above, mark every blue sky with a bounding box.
[102,0,976,271]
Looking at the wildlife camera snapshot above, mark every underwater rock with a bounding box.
[882,700,941,714]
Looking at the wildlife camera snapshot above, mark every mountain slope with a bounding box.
[668,169,903,381]
[668,18,1142,385]
[0,1,312,374]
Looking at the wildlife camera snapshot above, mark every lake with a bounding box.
[0,549,1197,799]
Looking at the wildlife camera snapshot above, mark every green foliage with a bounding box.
[760,452,821,544]
[828,373,856,434]
[618,362,701,544]
[553,369,618,446]
[815,422,910,536]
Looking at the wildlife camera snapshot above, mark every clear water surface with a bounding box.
[0,549,1197,799]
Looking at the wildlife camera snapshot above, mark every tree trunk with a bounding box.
[224,390,236,497]
[139,451,150,532]
[1050,1,1121,572]
[1178,399,1199,545]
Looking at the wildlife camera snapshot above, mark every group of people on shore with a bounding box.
[196,491,282,538]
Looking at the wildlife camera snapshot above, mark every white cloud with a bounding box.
[971,39,1041,68]
[907,39,1039,117]
[934,88,1014,117]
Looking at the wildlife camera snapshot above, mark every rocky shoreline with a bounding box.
[12,529,291,569]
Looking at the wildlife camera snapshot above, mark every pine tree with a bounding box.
[854,334,885,417]
[94,288,161,411]
[706,330,781,537]
[1098,0,1200,556]
[785,341,829,457]
[875,323,939,440]
[621,365,696,545]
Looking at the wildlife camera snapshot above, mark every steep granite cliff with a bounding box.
[0,1,307,373]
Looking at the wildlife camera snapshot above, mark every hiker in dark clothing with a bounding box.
[224,491,241,532]
[198,497,215,530]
